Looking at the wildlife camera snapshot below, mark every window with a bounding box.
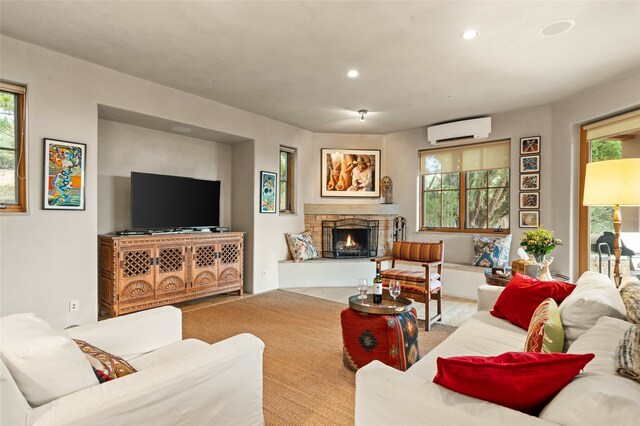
[419,140,510,232]
[279,146,296,213]
[0,82,26,213]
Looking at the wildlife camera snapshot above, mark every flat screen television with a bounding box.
[130,172,220,229]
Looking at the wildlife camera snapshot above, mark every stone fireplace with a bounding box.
[304,203,399,258]
[322,218,379,258]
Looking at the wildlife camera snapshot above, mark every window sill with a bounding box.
[418,229,510,236]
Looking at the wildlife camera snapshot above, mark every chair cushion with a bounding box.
[392,241,442,262]
[433,351,594,415]
[0,313,98,406]
[559,271,627,350]
[524,298,564,353]
[491,273,575,330]
[74,339,137,380]
[127,338,209,370]
[285,231,319,262]
[472,234,512,268]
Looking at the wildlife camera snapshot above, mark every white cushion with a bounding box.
[559,271,626,350]
[0,313,98,406]
[128,338,209,370]
[539,316,640,426]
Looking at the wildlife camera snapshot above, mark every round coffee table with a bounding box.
[341,294,420,371]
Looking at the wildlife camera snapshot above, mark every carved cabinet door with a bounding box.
[190,240,219,291]
[118,243,156,308]
[155,241,188,297]
[218,237,243,288]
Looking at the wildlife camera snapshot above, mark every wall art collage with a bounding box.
[518,136,540,227]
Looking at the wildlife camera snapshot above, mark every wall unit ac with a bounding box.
[427,117,492,145]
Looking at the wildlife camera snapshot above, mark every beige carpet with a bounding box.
[182,290,456,426]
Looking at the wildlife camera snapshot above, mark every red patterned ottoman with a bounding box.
[340,307,420,371]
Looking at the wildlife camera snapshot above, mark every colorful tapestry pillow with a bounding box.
[615,324,640,383]
[524,298,564,353]
[285,232,319,262]
[74,339,137,380]
[433,352,594,414]
[491,273,575,330]
[620,279,640,324]
[472,234,512,267]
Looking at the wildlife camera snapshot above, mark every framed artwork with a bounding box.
[43,138,86,210]
[259,171,277,213]
[520,210,540,228]
[519,192,540,209]
[519,173,540,190]
[520,136,541,154]
[321,148,380,197]
[520,155,540,173]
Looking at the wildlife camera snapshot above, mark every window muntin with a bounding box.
[0,82,26,213]
[419,141,510,232]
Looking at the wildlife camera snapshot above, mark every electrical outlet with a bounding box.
[69,300,79,312]
[262,270,267,278]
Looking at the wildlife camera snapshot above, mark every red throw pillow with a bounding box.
[433,352,594,414]
[491,273,575,329]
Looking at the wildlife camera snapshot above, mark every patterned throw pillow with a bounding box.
[472,234,512,267]
[74,339,137,380]
[615,324,640,383]
[524,298,564,353]
[285,232,319,262]
[620,280,640,324]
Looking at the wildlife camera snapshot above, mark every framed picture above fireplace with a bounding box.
[321,148,381,198]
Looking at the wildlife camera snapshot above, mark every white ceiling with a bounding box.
[1,1,640,134]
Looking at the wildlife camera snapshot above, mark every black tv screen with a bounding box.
[131,172,220,229]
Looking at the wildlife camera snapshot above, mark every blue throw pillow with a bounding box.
[473,234,512,267]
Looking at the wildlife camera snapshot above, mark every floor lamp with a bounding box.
[583,158,640,287]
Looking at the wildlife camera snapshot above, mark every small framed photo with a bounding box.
[520,210,540,228]
[44,138,86,210]
[259,171,277,214]
[520,136,540,154]
[520,155,540,173]
[520,173,540,190]
[519,192,540,209]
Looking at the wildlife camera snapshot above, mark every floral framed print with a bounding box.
[260,171,277,213]
[519,210,540,228]
[43,138,86,210]
[519,192,539,209]
[520,155,540,173]
[519,173,540,190]
[520,136,540,154]
[321,148,380,197]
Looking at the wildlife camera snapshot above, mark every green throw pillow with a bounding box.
[524,298,564,353]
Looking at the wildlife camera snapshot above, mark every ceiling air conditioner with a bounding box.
[427,117,492,145]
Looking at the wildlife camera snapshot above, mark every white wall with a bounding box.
[0,35,312,328]
[383,106,553,265]
[97,119,232,233]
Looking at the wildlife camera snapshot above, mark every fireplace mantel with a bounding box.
[304,203,399,216]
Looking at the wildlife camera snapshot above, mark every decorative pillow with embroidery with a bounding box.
[285,232,319,262]
[74,339,137,380]
[620,280,640,324]
[524,298,564,353]
[472,234,512,267]
[615,324,640,383]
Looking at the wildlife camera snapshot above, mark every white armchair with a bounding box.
[1,306,265,426]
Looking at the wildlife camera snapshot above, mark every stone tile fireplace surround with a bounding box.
[304,203,399,258]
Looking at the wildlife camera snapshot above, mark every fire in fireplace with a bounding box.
[322,218,379,258]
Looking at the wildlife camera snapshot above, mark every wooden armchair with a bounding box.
[372,240,444,331]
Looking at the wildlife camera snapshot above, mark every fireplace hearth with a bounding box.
[322,218,379,258]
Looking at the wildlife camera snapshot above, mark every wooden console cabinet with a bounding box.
[98,232,244,317]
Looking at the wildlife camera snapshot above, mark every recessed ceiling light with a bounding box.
[347,70,359,78]
[172,126,192,133]
[461,30,478,40]
[540,20,575,37]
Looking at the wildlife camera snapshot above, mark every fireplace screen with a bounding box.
[322,218,379,258]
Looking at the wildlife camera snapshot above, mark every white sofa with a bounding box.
[355,272,640,426]
[1,306,265,426]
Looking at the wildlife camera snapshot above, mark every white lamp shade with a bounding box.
[583,159,640,206]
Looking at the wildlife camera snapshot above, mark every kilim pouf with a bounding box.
[340,306,420,371]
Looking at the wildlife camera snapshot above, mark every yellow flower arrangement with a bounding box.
[520,227,562,260]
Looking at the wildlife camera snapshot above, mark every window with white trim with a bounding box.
[0,82,26,213]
